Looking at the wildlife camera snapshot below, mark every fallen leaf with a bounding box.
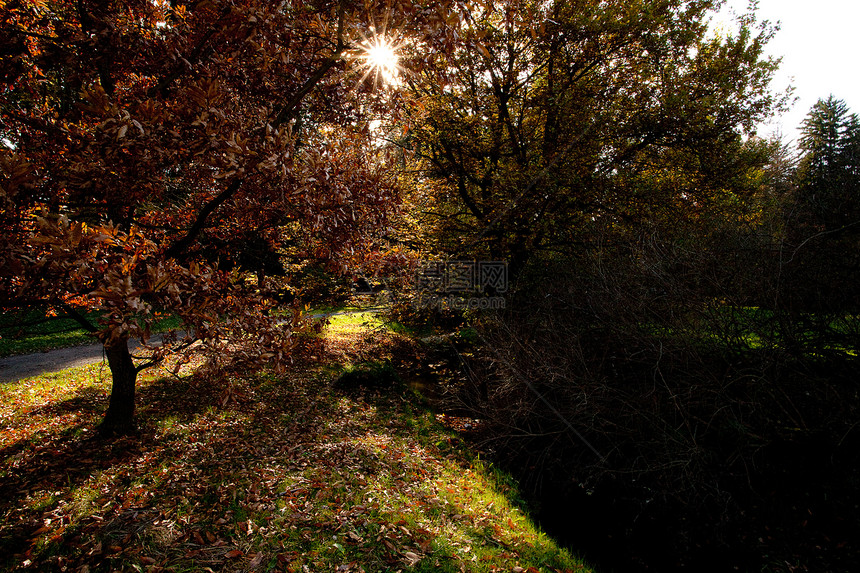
[249,552,265,568]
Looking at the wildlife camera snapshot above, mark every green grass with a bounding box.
[0,309,594,573]
[0,307,102,357]
[638,304,860,358]
[307,304,364,316]
[713,307,860,356]
[323,310,385,330]
[0,302,391,358]
[317,307,442,339]
[0,307,182,357]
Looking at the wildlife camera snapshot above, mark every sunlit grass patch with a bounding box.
[324,310,386,335]
[0,363,111,450]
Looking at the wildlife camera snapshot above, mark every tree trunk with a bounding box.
[98,337,138,436]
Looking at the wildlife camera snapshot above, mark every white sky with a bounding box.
[715,0,860,144]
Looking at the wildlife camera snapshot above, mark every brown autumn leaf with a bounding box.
[404,551,422,566]
[248,552,265,569]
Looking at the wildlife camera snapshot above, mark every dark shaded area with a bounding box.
[330,359,401,391]
[519,412,860,572]
[446,265,860,571]
[392,204,860,571]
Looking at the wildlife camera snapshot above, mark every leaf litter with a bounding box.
[0,313,591,572]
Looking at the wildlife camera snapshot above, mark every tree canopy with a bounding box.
[402,0,785,276]
[0,0,464,434]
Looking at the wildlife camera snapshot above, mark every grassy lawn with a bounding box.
[0,303,379,358]
[0,307,102,358]
[0,311,592,572]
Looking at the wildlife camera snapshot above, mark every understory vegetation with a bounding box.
[449,248,860,572]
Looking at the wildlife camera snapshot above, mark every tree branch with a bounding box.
[269,0,348,129]
[164,1,350,259]
[163,177,242,259]
[56,300,98,333]
[270,54,343,128]
[76,0,115,95]
[147,5,233,98]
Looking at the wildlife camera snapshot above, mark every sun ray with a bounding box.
[356,33,403,88]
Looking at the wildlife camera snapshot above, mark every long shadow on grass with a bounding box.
[0,369,355,570]
[0,375,235,555]
[0,366,540,573]
[1,373,248,492]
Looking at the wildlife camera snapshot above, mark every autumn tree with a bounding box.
[0,0,462,435]
[403,0,784,277]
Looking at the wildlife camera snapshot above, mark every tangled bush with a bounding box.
[464,233,860,568]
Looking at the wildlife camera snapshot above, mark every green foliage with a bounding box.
[406,0,785,276]
[797,95,860,229]
[783,96,860,313]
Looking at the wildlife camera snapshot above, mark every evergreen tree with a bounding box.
[843,114,860,181]
[797,95,859,228]
[787,97,860,312]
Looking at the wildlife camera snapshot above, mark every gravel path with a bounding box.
[0,342,108,383]
[0,336,169,384]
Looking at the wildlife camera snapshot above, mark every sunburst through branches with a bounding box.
[357,34,402,88]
